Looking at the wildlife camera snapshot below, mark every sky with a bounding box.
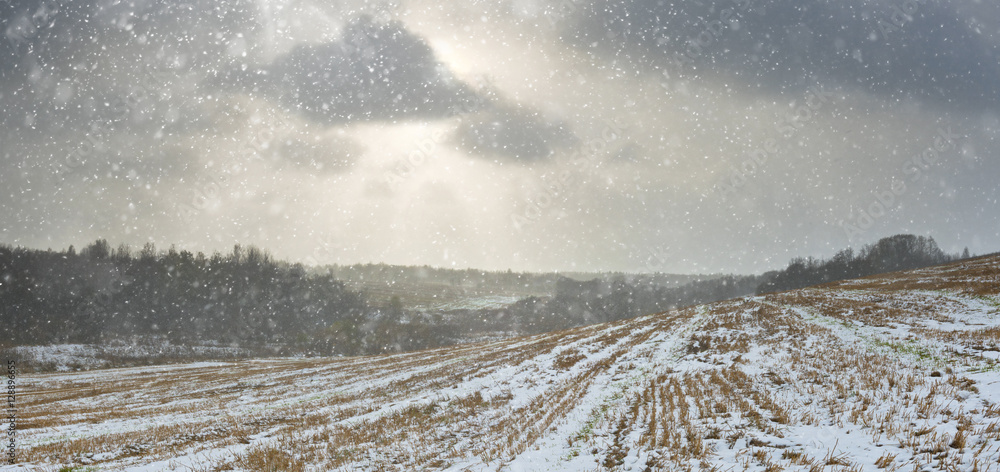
[0,0,998,274]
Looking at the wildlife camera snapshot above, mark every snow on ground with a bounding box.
[421,294,525,311]
[4,255,1000,471]
[9,342,252,372]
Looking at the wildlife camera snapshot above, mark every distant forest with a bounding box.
[756,234,964,294]
[0,234,970,362]
[399,234,968,337]
[0,242,391,355]
[320,262,708,308]
[450,273,768,336]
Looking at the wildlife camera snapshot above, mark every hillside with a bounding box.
[0,242,753,360]
[6,255,1000,471]
[321,263,712,312]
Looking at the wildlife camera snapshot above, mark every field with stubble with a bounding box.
[5,255,1000,472]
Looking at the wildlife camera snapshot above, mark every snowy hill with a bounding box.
[6,255,1000,471]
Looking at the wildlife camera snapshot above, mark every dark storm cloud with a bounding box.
[1,0,261,130]
[452,102,578,163]
[562,0,1000,110]
[0,0,264,248]
[0,0,267,193]
[221,15,483,124]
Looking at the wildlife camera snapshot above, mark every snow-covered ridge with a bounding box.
[5,255,1000,471]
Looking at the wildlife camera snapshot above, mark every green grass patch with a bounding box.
[869,338,945,366]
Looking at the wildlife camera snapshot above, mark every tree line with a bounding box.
[0,234,970,362]
[445,273,770,337]
[755,234,965,294]
[444,234,969,338]
[0,241,453,356]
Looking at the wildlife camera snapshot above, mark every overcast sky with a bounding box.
[1,0,998,274]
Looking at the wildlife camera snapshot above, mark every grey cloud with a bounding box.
[452,102,578,164]
[274,136,361,174]
[562,0,1000,110]
[0,0,262,198]
[606,142,646,164]
[222,15,483,124]
[1,0,997,274]
[1,0,261,131]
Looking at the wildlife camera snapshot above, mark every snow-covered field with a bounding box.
[8,342,252,372]
[420,294,524,311]
[5,256,1000,471]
